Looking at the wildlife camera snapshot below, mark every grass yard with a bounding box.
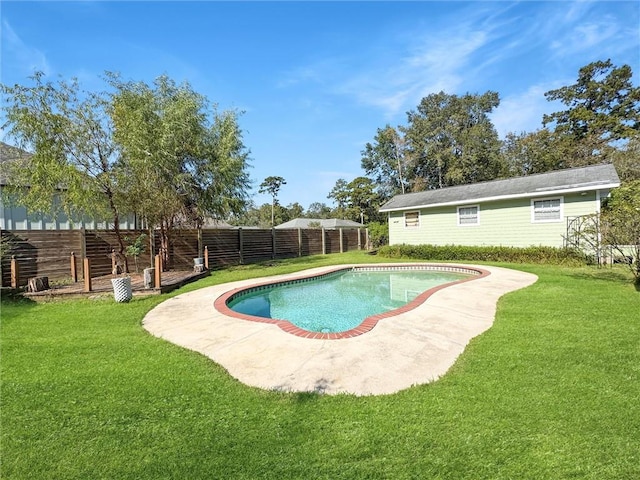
[1,252,639,479]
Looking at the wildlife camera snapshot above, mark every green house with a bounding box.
[379,164,620,248]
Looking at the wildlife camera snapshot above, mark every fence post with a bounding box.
[322,227,326,255]
[204,245,209,270]
[10,256,19,289]
[70,252,78,283]
[154,255,162,288]
[357,228,362,250]
[271,228,276,260]
[339,228,344,253]
[238,228,244,264]
[81,227,87,260]
[111,249,117,275]
[83,258,92,292]
[149,228,155,268]
[297,228,302,257]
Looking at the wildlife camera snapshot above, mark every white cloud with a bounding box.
[490,83,566,138]
[1,19,51,75]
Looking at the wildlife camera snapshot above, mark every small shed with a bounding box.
[380,164,620,248]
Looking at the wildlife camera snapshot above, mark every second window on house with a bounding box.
[532,197,562,222]
[457,205,479,226]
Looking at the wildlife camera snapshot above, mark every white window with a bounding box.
[457,205,479,226]
[532,197,563,223]
[404,211,420,228]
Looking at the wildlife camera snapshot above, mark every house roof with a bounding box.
[275,218,365,229]
[379,163,621,212]
[0,142,32,185]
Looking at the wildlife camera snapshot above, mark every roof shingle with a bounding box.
[380,164,620,212]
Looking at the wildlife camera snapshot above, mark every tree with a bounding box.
[361,125,408,199]
[501,129,566,177]
[404,91,504,189]
[1,72,130,265]
[611,137,640,183]
[109,74,251,268]
[601,181,640,284]
[306,202,332,219]
[543,59,640,164]
[328,177,381,224]
[285,202,304,221]
[259,176,286,227]
[327,178,350,218]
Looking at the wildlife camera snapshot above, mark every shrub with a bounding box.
[377,244,588,265]
[367,221,389,248]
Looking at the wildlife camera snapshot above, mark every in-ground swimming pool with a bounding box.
[222,265,481,336]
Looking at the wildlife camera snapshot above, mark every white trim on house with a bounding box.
[404,211,420,228]
[457,205,480,226]
[380,183,619,213]
[531,196,564,223]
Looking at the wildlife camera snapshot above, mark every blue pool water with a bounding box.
[227,268,470,333]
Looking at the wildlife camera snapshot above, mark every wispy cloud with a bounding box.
[490,83,566,138]
[333,24,494,118]
[551,17,630,58]
[1,19,51,75]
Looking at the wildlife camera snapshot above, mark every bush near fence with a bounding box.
[0,227,366,288]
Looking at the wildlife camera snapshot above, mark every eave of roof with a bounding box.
[379,164,620,213]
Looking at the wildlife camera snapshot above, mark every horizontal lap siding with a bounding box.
[389,192,600,248]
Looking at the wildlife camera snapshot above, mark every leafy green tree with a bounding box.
[327,178,350,218]
[285,202,304,221]
[259,176,286,226]
[501,129,566,177]
[109,74,251,267]
[543,59,640,164]
[611,137,640,183]
[404,91,504,189]
[1,72,130,264]
[328,177,381,223]
[601,181,640,283]
[306,202,332,219]
[361,125,408,199]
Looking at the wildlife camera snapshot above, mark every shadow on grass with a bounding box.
[567,265,638,288]
[0,289,39,319]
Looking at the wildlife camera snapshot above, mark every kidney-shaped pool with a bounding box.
[215,265,489,339]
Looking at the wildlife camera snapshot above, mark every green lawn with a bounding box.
[2,252,639,479]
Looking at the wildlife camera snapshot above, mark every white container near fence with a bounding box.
[111,277,133,303]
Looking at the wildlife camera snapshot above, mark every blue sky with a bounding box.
[2,1,639,210]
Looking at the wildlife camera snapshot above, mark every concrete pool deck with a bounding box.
[143,264,538,396]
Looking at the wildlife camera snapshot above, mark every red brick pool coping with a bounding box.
[213,264,491,340]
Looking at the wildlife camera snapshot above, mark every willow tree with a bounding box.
[1,72,130,261]
[109,74,251,268]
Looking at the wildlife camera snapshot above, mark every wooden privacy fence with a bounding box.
[1,227,367,288]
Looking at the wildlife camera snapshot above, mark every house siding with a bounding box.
[1,197,142,230]
[388,191,604,248]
